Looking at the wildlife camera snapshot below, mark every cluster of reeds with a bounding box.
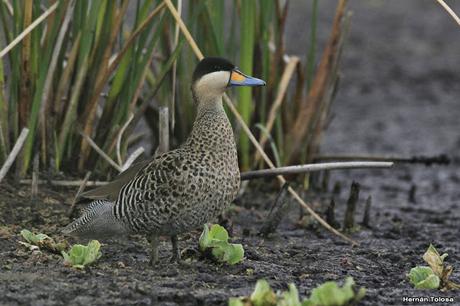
[0,0,348,178]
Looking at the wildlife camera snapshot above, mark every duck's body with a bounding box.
[63,57,264,265]
[115,106,240,236]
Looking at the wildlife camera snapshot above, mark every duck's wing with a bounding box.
[113,150,209,231]
[79,160,150,201]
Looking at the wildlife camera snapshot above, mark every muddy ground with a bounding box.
[1,1,460,305]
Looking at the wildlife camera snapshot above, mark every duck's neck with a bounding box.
[186,93,235,151]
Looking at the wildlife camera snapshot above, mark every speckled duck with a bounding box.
[63,57,265,265]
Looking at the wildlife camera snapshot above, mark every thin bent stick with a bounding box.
[435,0,460,27]
[116,113,134,166]
[0,2,59,58]
[68,171,92,216]
[241,161,393,180]
[164,0,358,245]
[20,179,108,187]
[0,128,29,183]
[79,132,122,172]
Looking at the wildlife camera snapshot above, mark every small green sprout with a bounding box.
[19,229,67,253]
[61,240,102,269]
[229,277,365,306]
[408,244,460,290]
[199,224,244,265]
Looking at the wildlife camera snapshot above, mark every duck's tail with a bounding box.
[62,200,128,239]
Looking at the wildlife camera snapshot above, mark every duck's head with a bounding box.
[191,57,265,104]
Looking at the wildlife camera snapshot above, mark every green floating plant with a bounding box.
[303,277,366,306]
[61,240,102,269]
[408,244,460,290]
[199,224,244,265]
[408,266,440,289]
[19,229,67,253]
[229,277,365,306]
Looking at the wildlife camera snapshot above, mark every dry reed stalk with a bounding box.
[285,0,347,165]
[171,0,182,131]
[255,56,299,162]
[164,0,357,245]
[0,128,29,183]
[0,2,59,58]
[18,1,33,130]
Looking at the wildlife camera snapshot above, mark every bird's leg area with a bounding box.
[148,234,159,266]
[170,235,181,262]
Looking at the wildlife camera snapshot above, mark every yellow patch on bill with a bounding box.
[231,71,246,82]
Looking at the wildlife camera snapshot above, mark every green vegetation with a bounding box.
[303,277,366,306]
[19,229,67,253]
[408,266,440,289]
[0,0,348,177]
[62,240,102,269]
[408,244,460,290]
[199,224,244,265]
[20,229,101,269]
[229,277,365,306]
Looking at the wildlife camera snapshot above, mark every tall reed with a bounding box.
[0,0,348,178]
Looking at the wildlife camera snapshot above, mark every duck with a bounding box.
[62,57,265,265]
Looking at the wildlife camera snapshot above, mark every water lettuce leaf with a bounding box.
[408,244,460,290]
[19,229,67,253]
[303,277,365,306]
[228,277,365,306]
[408,266,440,289]
[199,224,244,265]
[61,240,102,269]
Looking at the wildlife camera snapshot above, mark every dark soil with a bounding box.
[1,1,460,305]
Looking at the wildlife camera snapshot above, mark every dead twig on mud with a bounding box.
[0,128,29,183]
[435,0,460,27]
[314,154,450,166]
[241,161,393,180]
